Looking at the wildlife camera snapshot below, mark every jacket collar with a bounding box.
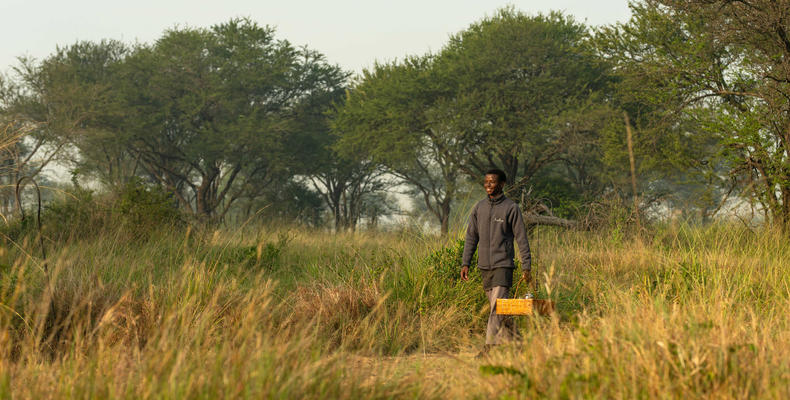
[487,194,506,205]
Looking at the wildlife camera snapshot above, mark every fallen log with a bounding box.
[523,212,577,229]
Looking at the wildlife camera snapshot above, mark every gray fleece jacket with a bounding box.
[461,194,531,271]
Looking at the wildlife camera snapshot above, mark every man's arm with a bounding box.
[460,205,479,280]
[511,204,531,272]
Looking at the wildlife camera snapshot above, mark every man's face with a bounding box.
[484,174,504,197]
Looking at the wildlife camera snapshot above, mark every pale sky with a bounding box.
[1,0,631,75]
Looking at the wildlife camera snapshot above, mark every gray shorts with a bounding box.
[480,267,514,290]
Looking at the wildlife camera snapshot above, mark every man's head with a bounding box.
[484,168,507,197]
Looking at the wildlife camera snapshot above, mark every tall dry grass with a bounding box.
[0,225,471,399]
[477,223,790,398]
[1,219,789,398]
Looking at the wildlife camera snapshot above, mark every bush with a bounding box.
[418,239,486,321]
[203,232,290,271]
[113,178,182,235]
[422,238,473,283]
[2,179,183,244]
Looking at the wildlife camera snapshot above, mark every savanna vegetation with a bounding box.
[2,0,790,398]
[2,207,789,398]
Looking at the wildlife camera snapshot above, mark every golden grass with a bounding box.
[1,222,789,398]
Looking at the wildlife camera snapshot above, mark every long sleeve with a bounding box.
[511,205,531,271]
[461,205,479,267]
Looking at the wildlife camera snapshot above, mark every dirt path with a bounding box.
[350,348,522,398]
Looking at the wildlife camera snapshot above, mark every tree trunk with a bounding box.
[440,199,451,236]
[334,208,342,232]
[195,184,209,216]
[624,112,641,233]
[195,177,216,218]
[780,186,790,234]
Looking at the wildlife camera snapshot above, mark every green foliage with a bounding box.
[204,233,290,271]
[1,181,182,243]
[412,239,486,325]
[595,0,790,228]
[115,19,349,218]
[6,3,782,234]
[438,9,614,194]
[31,186,100,242]
[233,180,326,227]
[334,9,621,231]
[422,238,474,283]
[257,237,287,269]
[4,19,349,224]
[334,56,462,234]
[527,171,588,219]
[479,364,527,378]
[114,178,182,232]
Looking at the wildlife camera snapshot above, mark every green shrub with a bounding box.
[203,232,290,271]
[114,178,182,233]
[2,180,183,244]
[0,186,98,243]
[418,239,486,321]
[422,238,473,283]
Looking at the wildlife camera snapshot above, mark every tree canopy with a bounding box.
[4,4,787,233]
[597,0,790,228]
[334,10,621,233]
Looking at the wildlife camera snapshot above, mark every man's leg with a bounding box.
[485,285,511,345]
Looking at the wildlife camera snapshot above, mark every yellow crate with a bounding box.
[496,298,555,316]
[496,298,532,315]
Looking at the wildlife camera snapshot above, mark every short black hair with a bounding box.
[485,168,507,183]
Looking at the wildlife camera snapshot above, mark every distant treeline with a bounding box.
[2,1,790,234]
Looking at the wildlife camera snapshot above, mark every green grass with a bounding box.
[1,221,790,398]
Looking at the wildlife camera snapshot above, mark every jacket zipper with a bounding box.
[488,201,493,267]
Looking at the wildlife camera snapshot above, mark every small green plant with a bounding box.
[205,232,291,271]
[114,178,182,234]
[422,238,468,283]
[256,232,291,270]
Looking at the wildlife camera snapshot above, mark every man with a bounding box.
[460,168,531,354]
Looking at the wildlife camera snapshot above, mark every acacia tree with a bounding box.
[436,9,613,194]
[286,67,389,232]
[0,41,133,213]
[334,11,621,234]
[116,19,348,219]
[308,158,388,231]
[305,124,389,232]
[0,41,136,219]
[597,0,790,228]
[333,57,466,235]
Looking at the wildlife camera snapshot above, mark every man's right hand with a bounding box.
[522,269,532,285]
[460,266,469,281]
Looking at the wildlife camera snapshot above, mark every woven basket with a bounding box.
[496,298,555,315]
[495,275,555,316]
